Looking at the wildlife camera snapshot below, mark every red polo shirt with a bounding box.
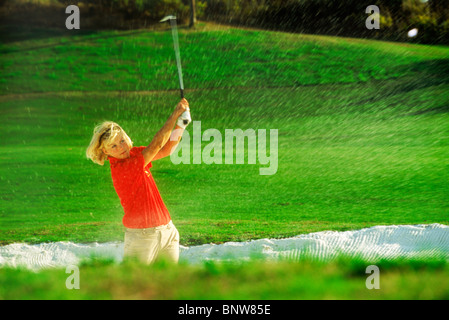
[108,146,171,229]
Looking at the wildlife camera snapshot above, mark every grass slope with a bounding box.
[0,23,448,246]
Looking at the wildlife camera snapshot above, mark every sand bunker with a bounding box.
[1,224,448,271]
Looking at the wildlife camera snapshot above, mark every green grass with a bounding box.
[1,257,449,300]
[2,25,449,94]
[1,85,447,245]
[1,23,448,246]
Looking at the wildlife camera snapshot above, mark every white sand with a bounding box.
[1,224,448,271]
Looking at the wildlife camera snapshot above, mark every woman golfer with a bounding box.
[86,98,191,264]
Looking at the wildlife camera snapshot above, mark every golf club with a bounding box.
[160,15,185,98]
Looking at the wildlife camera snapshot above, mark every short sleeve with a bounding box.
[134,146,152,170]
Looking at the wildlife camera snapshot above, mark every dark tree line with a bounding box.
[203,0,449,44]
[1,0,448,44]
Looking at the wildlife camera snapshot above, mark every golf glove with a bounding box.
[177,109,192,129]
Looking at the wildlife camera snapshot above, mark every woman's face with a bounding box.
[102,134,130,159]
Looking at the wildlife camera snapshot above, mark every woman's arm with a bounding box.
[142,99,188,166]
[151,125,184,161]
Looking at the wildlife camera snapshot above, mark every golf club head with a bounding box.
[160,15,176,23]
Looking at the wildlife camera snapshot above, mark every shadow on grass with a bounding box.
[0,24,151,54]
[345,59,449,114]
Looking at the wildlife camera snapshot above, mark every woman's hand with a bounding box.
[174,98,189,117]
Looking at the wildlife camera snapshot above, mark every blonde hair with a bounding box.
[86,121,133,165]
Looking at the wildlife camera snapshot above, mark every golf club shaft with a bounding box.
[170,18,184,99]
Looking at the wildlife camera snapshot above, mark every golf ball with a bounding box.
[408,28,418,38]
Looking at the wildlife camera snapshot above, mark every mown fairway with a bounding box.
[1,23,448,246]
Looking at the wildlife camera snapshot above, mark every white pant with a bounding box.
[123,221,179,264]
